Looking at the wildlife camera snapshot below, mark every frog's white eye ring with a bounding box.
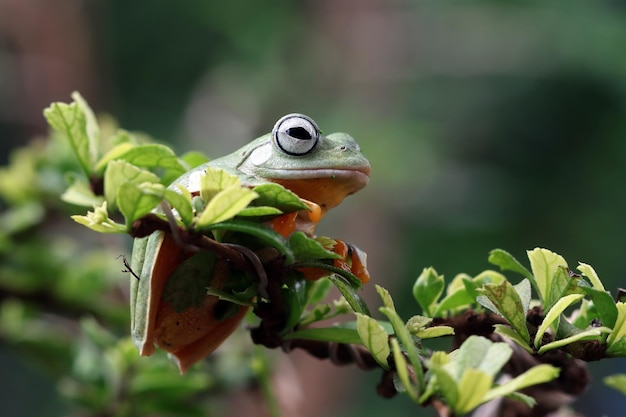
[272,113,320,156]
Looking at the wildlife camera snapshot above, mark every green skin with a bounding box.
[130,123,370,371]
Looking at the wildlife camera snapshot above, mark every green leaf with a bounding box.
[391,337,419,402]
[455,336,512,378]
[376,285,395,310]
[493,324,534,353]
[488,249,534,281]
[44,100,94,176]
[577,262,605,291]
[547,266,583,312]
[208,219,293,264]
[252,183,309,212]
[94,141,135,173]
[289,232,341,262]
[104,160,160,208]
[579,286,618,329]
[537,327,610,354]
[456,369,493,414]
[61,178,104,207]
[606,337,626,356]
[428,364,459,408]
[379,306,424,391]
[355,313,390,369]
[236,206,283,217]
[482,364,560,403]
[180,151,209,169]
[505,392,536,409]
[113,144,186,175]
[433,271,505,317]
[604,374,626,395]
[476,280,531,344]
[305,278,333,305]
[534,293,584,349]
[199,167,241,202]
[163,189,194,227]
[412,267,444,317]
[117,182,165,226]
[527,247,568,307]
[606,302,626,347]
[328,274,370,315]
[196,186,258,227]
[407,314,454,338]
[513,278,532,313]
[282,327,363,345]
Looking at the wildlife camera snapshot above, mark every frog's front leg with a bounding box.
[297,239,370,284]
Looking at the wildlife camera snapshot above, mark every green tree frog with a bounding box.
[131,113,371,372]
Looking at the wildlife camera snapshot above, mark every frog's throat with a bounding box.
[268,169,369,215]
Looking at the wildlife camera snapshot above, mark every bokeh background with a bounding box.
[1,0,625,416]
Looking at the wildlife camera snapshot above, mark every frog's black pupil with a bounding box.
[287,126,312,140]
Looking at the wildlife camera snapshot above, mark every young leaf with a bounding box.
[454,336,512,378]
[236,206,283,217]
[488,249,534,281]
[113,144,186,175]
[391,337,419,402]
[163,189,194,227]
[428,364,459,409]
[355,313,390,369]
[94,141,135,174]
[577,262,605,291]
[481,364,560,403]
[493,325,534,354]
[180,151,209,169]
[199,167,241,202]
[379,306,424,391]
[328,274,370,315]
[416,326,455,339]
[61,178,104,207]
[252,183,309,212]
[534,293,584,349]
[104,160,160,207]
[434,271,505,317]
[606,302,626,347]
[44,100,94,176]
[538,327,610,354]
[412,267,444,317]
[71,202,127,233]
[376,285,395,310]
[604,374,626,395]
[289,232,341,261]
[456,369,493,414]
[196,186,258,227]
[476,280,531,344]
[579,286,618,329]
[513,278,532,313]
[117,182,165,226]
[547,266,583,312]
[527,248,568,307]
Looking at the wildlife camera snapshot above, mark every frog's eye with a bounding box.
[272,113,320,156]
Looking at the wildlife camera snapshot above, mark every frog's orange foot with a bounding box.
[300,239,370,284]
[268,199,322,238]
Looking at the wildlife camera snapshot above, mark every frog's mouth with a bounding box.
[267,167,370,214]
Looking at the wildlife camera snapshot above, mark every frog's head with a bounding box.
[236,114,371,215]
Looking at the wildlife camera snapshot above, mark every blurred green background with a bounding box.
[1,0,625,415]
